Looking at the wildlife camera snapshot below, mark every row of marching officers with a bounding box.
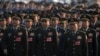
[0,16,100,56]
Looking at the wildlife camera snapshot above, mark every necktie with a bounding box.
[72,32,76,37]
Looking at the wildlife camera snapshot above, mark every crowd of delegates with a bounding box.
[0,1,100,56]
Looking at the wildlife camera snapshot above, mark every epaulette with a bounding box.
[89,28,96,31]
[78,30,86,34]
[35,27,41,30]
[64,30,70,34]
[30,27,36,30]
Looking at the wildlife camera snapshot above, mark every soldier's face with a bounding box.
[15,4,20,8]
[82,21,89,28]
[78,21,82,28]
[12,20,20,26]
[52,20,59,26]
[70,24,78,31]
[34,16,39,22]
[60,22,67,28]
[61,13,66,18]
[29,3,35,7]
[42,21,50,27]
[25,21,33,27]
[92,16,98,23]
[6,17,12,24]
[0,21,6,26]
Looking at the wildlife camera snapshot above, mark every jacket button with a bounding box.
[0,39,1,42]
[44,44,46,46]
[14,40,16,41]
[73,44,75,46]
[14,44,16,46]
[44,48,46,50]
[73,48,75,49]
[13,47,16,50]
[73,52,75,54]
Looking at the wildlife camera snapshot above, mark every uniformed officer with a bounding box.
[30,14,41,28]
[18,11,26,26]
[63,22,88,56]
[57,20,69,56]
[95,23,100,56]
[50,17,60,30]
[4,16,28,56]
[25,19,36,56]
[0,18,7,30]
[90,14,99,29]
[5,14,12,28]
[35,18,57,56]
[80,18,98,56]
[0,18,7,56]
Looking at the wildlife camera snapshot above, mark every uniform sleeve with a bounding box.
[33,30,37,55]
[63,33,68,56]
[2,29,9,50]
[82,32,88,56]
[52,29,58,55]
[22,28,28,56]
[92,30,98,56]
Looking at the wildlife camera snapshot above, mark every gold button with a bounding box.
[44,44,46,46]
[73,48,75,49]
[14,36,16,38]
[14,40,16,41]
[14,44,16,46]
[44,48,46,50]
[73,44,75,46]
[13,47,16,50]
[73,52,75,54]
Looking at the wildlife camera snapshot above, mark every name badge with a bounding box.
[77,36,82,39]
[48,32,52,36]
[46,37,52,42]
[88,33,93,37]
[18,32,22,35]
[15,37,21,41]
[87,38,92,43]
[28,38,33,42]
[30,33,34,36]
[75,40,80,46]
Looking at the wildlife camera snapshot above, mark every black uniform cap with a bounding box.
[51,17,59,21]
[69,21,78,25]
[24,15,32,19]
[41,18,50,22]
[0,18,6,22]
[81,18,90,22]
[12,16,21,21]
[25,19,33,22]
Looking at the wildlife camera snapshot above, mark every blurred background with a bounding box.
[0,0,100,6]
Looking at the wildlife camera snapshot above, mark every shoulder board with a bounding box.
[35,27,41,30]
[89,28,96,31]
[64,31,70,34]
[77,30,86,34]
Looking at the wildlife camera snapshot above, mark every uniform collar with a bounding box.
[0,26,6,30]
[13,25,20,30]
[26,27,32,31]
